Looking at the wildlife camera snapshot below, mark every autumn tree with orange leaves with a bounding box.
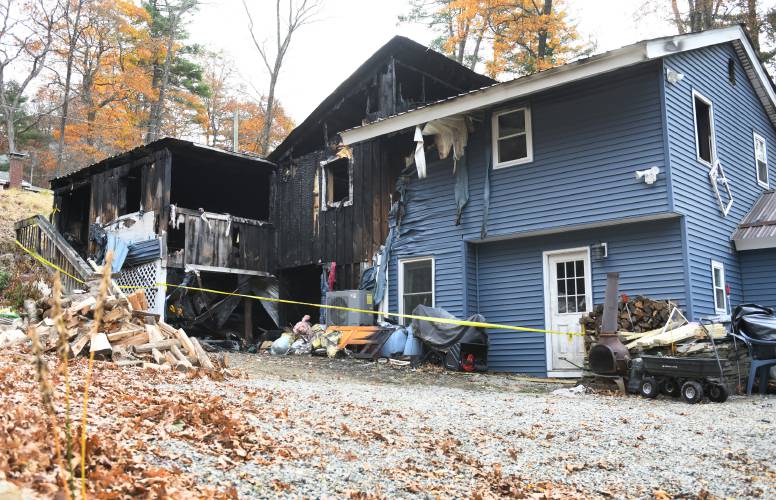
[401,0,590,78]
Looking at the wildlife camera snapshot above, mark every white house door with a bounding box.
[545,249,591,375]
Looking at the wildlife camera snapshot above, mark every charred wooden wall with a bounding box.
[54,148,171,237]
[274,137,403,288]
[182,212,275,272]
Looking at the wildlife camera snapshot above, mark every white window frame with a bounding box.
[492,106,533,169]
[711,260,727,314]
[692,90,717,166]
[753,131,769,188]
[320,156,353,210]
[398,256,435,324]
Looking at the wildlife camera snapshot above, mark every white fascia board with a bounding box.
[647,25,776,111]
[340,45,647,145]
[644,25,743,58]
[733,236,776,251]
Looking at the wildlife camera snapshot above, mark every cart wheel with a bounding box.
[681,380,704,404]
[640,377,660,399]
[707,383,729,403]
[660,379,680,398]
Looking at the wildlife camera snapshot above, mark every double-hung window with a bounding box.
[492,107,533,168]
[693,91,716,165]
[753,132,769,188]
[399,257,434,324]
[711,260,726,314]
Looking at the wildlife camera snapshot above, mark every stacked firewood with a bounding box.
[26,289,220,372]
[579,295,675,334]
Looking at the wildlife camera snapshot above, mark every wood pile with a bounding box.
[580,296,675,334]
[14,288,221,372]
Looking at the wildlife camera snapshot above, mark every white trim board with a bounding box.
[468,212,681,245]
[340,26,776,146]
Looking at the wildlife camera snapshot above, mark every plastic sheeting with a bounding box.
[732,304,776,341]
[410,305,487,350]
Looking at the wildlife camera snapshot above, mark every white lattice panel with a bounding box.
[117,261,163,314]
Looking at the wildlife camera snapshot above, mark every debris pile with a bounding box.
[581,296,750,391]
[1,285,222,372]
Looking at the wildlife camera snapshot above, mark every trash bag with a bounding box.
[270,333,292,355]
[732,304,776,341]
[380,327,408,357]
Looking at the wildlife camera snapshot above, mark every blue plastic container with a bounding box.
[380,327,408,357]
[402,325,423,356]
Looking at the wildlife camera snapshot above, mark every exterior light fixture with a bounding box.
[666,68,684,84]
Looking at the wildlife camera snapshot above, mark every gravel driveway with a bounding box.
[151,354,776,499]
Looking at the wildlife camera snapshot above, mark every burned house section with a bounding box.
[269,36,494,326]
[50,138,279,342]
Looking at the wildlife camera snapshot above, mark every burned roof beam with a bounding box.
[393,59,468,94]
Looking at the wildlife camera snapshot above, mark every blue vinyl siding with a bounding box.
[741,249,776,309]
[476,219,686,375]
[665,43,776,318]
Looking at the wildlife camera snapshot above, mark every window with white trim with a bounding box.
[711,260,726,314]
[693,91,716,165]
[753,132,769,187]
[399,257,434,325]
[492,107,533,168]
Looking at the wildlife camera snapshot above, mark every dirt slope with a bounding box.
[0,189,53,251]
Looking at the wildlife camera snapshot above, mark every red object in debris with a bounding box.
[726,284,731,296]
[621,293,630,303]
[461,353,476,372]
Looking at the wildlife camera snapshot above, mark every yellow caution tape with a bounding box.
[14,239,585,337]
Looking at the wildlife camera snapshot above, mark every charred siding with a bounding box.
[275,139,401,288]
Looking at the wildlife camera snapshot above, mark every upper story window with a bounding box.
[320,157,352,209]
[753,132,769,188]
[711,260,726,314]
[693,91,716,165]
[492,107,533,168]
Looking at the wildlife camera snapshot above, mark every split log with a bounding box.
[89,332,113,361]
[112,331,149,347]
[106,324,146,342]
[0,329,27,349]
[160,322,196,356]
[115,359,143,367]
[190,337,215,371]
[127,290,149,311]
[68,297,96,316]
[132,339,180,354]
[69,333,90,357]
[145,324,164,343]
[170,344,193,372]
[151,348,165,365]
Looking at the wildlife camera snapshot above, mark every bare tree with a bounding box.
[0,0,63,155]
[55,0,86,177]
[242,0,320,156]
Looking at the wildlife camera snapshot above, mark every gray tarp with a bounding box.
[411,304,487,350]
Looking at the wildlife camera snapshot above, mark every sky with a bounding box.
[193,0,675,124]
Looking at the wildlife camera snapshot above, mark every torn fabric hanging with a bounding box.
[422,116,469,173]
[454,154,469,225]
[414,126,427,179]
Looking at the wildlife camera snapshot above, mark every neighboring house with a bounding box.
[0,171,45,192]
[336,26,776,377]
[268,35,494,324]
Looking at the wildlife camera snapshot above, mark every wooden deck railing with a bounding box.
[14,215,96,291]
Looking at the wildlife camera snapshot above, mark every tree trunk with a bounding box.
[56,0,84,177]
[536,0,553,60]
[745,0,760,53]
[260,71,277,156]
[671,0,686,33]
[147,12,178,143]
[3,106,16,154]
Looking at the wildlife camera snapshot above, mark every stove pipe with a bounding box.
[588,272,631,375]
